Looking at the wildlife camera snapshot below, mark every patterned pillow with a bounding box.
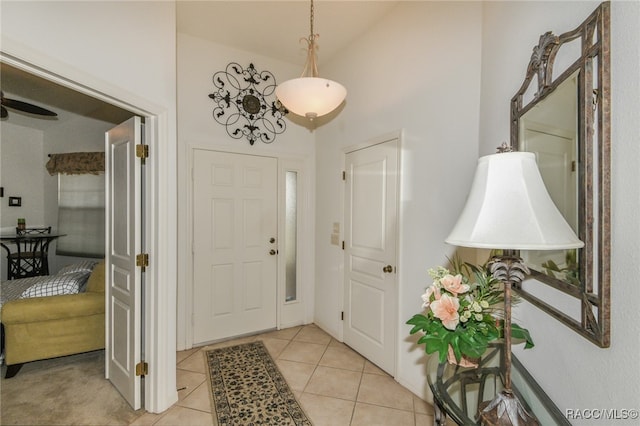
[57,260,99,275]
[20,271,91,298]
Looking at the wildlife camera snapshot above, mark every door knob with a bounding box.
[383,265,393,273]
[269,237,276,243]
[269,249,278,255]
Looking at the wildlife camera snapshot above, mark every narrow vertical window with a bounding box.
[285,171,298,302]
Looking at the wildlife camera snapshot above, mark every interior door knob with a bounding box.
[269,249,278,255]
[383,265,393,273]
[269,237,276,243]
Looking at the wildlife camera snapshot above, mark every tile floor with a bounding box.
[131,324,435,426]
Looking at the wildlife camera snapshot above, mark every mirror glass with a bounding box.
[511,2,610,347]
[519,70,579,285]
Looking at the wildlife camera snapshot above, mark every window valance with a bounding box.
[46,152,105,175]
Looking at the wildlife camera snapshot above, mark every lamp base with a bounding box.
[478,390,539,426]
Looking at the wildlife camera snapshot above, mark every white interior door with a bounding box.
[343,138,399,375]
[105,116,143,409]
[192,150,278,344]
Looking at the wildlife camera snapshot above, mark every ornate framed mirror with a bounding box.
[511,2,610,347]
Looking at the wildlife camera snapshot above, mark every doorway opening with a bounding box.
[0,55,161,410]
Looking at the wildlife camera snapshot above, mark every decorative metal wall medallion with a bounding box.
[209,63,288,145]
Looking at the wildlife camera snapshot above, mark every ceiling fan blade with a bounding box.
[2,97,57,116]
[1,106,7,118]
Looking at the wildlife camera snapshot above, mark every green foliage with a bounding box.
[541,249,579,285]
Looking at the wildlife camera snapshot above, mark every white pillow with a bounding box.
[20,271,91,298]
[57,260,98,275]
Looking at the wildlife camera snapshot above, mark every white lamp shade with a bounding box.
[446,151,584,250]
[275,77,347,119]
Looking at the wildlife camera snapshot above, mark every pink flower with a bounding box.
[421,285,442,309]
[430,294,460,330]
[440,274,470,296]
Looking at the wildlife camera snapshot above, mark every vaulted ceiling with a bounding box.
[0,1,398,131]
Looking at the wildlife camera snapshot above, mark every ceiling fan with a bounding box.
[1,90,57,119]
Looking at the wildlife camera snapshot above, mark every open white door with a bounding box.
[343,138,399,375]
[105,116,143,409]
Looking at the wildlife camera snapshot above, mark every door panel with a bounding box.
[105,116,142,409]
[344,138,399,375]
[193,151,277,344]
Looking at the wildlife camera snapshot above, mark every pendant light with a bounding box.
[275,0,347,121]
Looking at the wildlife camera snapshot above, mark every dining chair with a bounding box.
[2,227,52,280]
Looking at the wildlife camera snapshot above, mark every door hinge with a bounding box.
[136,144,149,160]
[342,241,345,250]
[342,171,346,181]
[136,361,148,377]
[341,311,344,321]
[136,253,149,272]
[571,161,576,172]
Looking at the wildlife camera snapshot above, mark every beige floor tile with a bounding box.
[258,336,291,358]
[178,349,207,373]
[293,324,333,345]
[154,406,213,426]
[413,394,434,415]
[350,402,415,426]
[177,348,200,364]
[304,365,362,401]
[278,340,327,364]
[176,369,207,401]
[128,411,164,426]
[260,326,302,340]
[363,360,387,375]
[416,412,437,425]
[275,359,317,391]
[357,373,414,411]
[299,393,356,426]
[177,382,213,413]
[319,345,366,372]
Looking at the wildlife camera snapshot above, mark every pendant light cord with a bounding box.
[300,0,319,78]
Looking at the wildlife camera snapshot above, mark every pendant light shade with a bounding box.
[275,77,346,120]
[275,0,347,121]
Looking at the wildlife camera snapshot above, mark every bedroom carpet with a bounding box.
[205,341,312,425]
[0,350,141,425]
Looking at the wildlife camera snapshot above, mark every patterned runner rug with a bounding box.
[205,341,313,425]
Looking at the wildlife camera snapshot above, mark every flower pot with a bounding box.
[447,346,479,367]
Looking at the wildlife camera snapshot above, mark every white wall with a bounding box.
[314,1,483,400]
[480,0,640,422]
[0,123,45,229]
[1,0,178,413]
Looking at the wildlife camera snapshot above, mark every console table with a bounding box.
[426,343,570,425]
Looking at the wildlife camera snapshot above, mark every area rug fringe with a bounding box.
[204,341,313,425]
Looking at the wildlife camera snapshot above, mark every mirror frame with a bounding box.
[511,2,610,347]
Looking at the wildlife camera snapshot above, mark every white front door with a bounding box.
[105,117,143,409]
[192,150,278,344]
[343,138,399,375]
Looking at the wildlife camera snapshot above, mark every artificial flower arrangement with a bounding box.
[407,257,534,365]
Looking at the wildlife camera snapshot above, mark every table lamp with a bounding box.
[445,147,583,425]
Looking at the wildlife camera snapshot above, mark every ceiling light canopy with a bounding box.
[275,0,347,121]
